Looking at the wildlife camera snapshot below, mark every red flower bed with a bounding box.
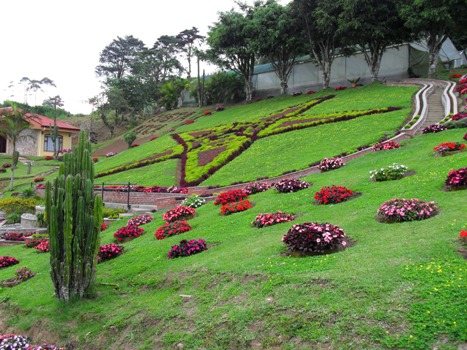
[162,206,196,222]
[445,167,467,189]
[451,112,467,121]
[35,240,50,252]
[33,177,45,182]
[101,223,108,231]
[44,155,54,160]
[220,199,252,215]
[114,225,144,242]
[214,189,249,205]
[372,140,400,151]
[252,211,295,228]
[127,214,153,226]
[98,244,124,263]
[433,142,465,155]
[2,232,25,241]
[203,110,212,116]
[335,85,347,91]
[155,220,192,240]
[24,238,47,248]
[459,229,467,244]
[0,256,19,268]
[184,120,195,125]
[314,185,354,204]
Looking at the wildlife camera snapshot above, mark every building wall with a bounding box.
[37,131,75,157]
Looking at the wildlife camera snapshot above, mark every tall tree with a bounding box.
[400,0,467,78]
[19,77,55,105]
[252,1,306,94]
[341,0,410,82]
[176,27,205,79]
[0,104,32,190]
[292,0,348,89]
[43,95,64,159]
[206,2,260,102]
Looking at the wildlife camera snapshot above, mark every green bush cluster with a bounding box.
[0,197,37,215]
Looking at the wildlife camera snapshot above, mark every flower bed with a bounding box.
[318,157,345,172]
[168,239,207,259]
[2,232,26,241]
[377,198,439,223]
[98,244,124,263]
[220,200,252,215]
[127,214,153,226]
[459,229,467,244]
[214,189,249,205]
[24,238,48,248]
[451,112,467,121]
[282,222,347,254]
[370,163,408,182]
[2,266,36,287]
[421,124,448,134]
[0,256,19,269]
[114,225,145,242]
[314,185,354,204]
[35,240,50,252]
[252,211,295,228]
[433,142,465,156]
[33,177,45,182]
[106,152,118,157]
[243,181,271,195]
[181,194,206,208]
[155,220,192,240]
[445,167,467,189]
[2,163,11,168]
[372,140,400,151]
[274,179,311,193]
[162,206,196,222]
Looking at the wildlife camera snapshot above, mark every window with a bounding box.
[44,135,63,152]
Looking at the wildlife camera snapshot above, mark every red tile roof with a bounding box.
[0,107,80,132]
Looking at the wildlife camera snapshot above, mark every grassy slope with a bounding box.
[0,129,466,349]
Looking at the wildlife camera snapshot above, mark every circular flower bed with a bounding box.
[274,178,311,193]
[376,198,439,223]
[252,211,295,228]
[98,243,124,263]
[445,167,467,190]
[162,206,196,222]
[318,157,345,172]
[370,163,408,182]
[372,140,400,151]
[220,199,252,215]
[314,185,354,205]
[0,256,19,269]
[282,222,347,255]
[181,194,206,208]
[433,142,465,156]
[214,189,249,205]
[35,240,50,253]
[114,224,145,242]
[127,214,153,226]
[421,124,448,134]
[168,239,207,259]
[155,221,192,240]
[243,181,271,195]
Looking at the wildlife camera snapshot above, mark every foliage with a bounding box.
[97,244,124,263]
[372,140,400,151]
[102,206,125,219]
[193,71,245,105]
[214,189,249,205]
[35,240,50,253]
[155,220,192,240]
[162,206,196,222]
[251,211,295,228]
[181,194,206,208]
[167,239,207,259]
[318,157,345,172]
[5,211,22,224]
[370,163,408,181]
[0,256,19,269]
[433,142,465,155]
[123,131,137,149]
[444,118,467,129]
[242,181,271,195]
[113,225,144,242]
[127,214,153,227]
[274,178,311,193]
[24,237,48,248]
[459,229,467,244]
[282,222,347,254]
[377,198,439,223]
[314,185,354,204]
[14,266,35,281]
[220,199,252,216]
[0,334,30,348]
[2,232,26,241]
[421,124,448,133]
[444,167,467,189]
[0,195,37,215]
[451,112,467,121]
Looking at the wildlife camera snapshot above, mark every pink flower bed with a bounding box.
[377,198,439,223]
[252,211,295,228]
[162,206,196,222]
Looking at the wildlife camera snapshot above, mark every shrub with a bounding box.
[318,157,345,172]
[0,168,6,173]
[459,229,467,244]
[184,120,195,125]
[464,133,467,141]
[433,142,465,155]
[220,199,252,215]
[93,157,99,163]
[252,211,295,228]
[101,222,108,231]
[33,177,45,183]
[127,214,153,226]
[377,198,439,223]
[445,167,467,189]
[5,211,22,224]
[181,194,206,208]
[203,110,212,116]
[335,85,347,90]
[314,185,354,204]
[282,222,347,254]
[98,244,124,263]
[3,232,25,241]
[370,163,408,181]
[292,91,302,96]
[106,152,118,157]
[162,205,196,222]
[216,106,225,112]
[372,140,400,151]
[0,197,37,215]
[451,112,467,121]
[44,155,53,160]
[14,266,35,281]
[306,90,316,94]
[274,179,311,193]
[2,163,11,168]
[155,220,192,240]
[168,239,207,259]
[421,124,448,133]
[443,118,467,129]
[214,189,249,205]
[24,238,47,248]
[0,256,19,269]
[113,225,144,242]
[131,143,139,148]
[35,240,50,252]
[103,207,125,219]
[243,181,271,195]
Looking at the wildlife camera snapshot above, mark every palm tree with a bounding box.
[0,104,32,190]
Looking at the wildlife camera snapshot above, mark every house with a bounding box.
[0,107,80,157]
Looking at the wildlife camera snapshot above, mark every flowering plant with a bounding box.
[335,85,347,90]
[98,244,124,263]
[101,222,108,231]
[292,91,302,96]
[252,211,295,228]
[377,198,439,223]
[131,143,139,148]
[0,335,30,348]
[243,181,271,195]
[459,230,467,244]
[33,177,45,182]
[24,237,48,248]
[44,155,54,160]
[464,133,467,141]
[162,206,196,222]
[0,256,19,269]
[451,112,467,121]
[181,194,206,208]
[150,136,158,141]
[14,266,35,281]
[370,163,408,181]
[372,140,400,151]
[155,220,192,240]
[433,142,465,155]
[216,106,225,112]
[445,167,467,189]
[2,163,11,168]
[282,222,347,254]
[106,151,118,157]
[93,157,99,163]
[3,232,25,241]
[35,240,50,252]
[127,214,153,226]
[184,120,195,125]
[274,178,311,193]
[220,199,252,215]
[314,185,354,204]
[168,239,207,259]
[214,189,249,205]
[421,124,448,133]
[306,90,316,94]
[113,225,144,242]
[318,157,345,172]
[203,110,212,116]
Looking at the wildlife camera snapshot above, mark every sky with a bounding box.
[0,0,290,115]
